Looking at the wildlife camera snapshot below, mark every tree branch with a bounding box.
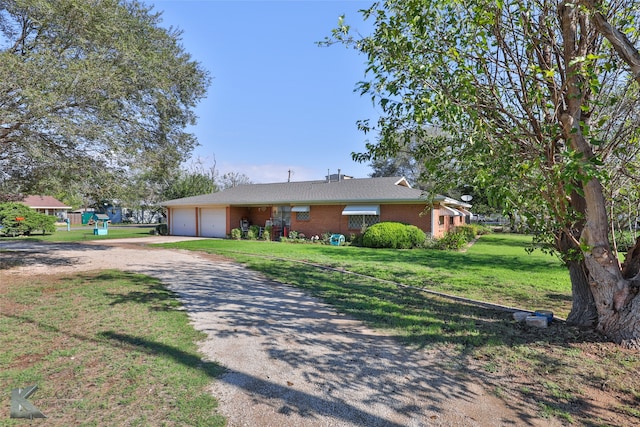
[583,0,640,84]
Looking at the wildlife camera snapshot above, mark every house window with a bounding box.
[296,211,310,221]
[348,214,380,230]
[438,216,445,226]
[342,205,380,230]
[449,216,455,225]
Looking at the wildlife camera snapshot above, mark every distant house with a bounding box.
[22,195,72,220]
[161,175,471,239]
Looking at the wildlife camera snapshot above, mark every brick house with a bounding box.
[22,195,72,220]
[161,176,471,239]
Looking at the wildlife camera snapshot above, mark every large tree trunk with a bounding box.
[558,3,640,347]
[558,227,598,327]
[581,178,640,348]
[586,252,640,347]
[565,259,599,326]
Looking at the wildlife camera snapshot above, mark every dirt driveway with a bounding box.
[1,237,558,426]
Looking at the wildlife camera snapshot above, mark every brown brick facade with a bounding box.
[231,203,439,239]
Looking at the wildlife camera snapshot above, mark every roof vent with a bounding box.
[325,170,353,182]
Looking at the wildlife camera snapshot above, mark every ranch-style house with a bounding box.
[161,175,471,239]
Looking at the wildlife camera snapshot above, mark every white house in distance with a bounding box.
[22,195,72,220]
[161,175,472,240]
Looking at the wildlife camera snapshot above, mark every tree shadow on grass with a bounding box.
[80,270,185,311]
[99,331,225,378]
[198,259,627,425]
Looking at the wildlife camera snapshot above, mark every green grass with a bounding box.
[156,233,572,318]
[0,271,225,426]
[153,233,640,424]
[1,225,156,242]
[4,232,639,424]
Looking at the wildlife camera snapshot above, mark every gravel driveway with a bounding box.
[1,237,557,426]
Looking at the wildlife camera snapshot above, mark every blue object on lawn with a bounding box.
[330,234,345,246]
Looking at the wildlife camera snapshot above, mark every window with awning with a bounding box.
[342,205,380,216]
[343,205,380,229]
[440,206,463,216]
[292,206,310,221]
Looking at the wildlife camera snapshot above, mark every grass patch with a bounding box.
[0,271,225,426]
[157,233,572,318]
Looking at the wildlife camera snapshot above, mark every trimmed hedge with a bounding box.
[362,222,426,249]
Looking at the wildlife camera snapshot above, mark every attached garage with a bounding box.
[170,208,197,236]
[200,208,226,238]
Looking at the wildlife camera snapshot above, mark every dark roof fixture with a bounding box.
[325,169,353,183]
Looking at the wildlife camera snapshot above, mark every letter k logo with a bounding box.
[10,385,46,419]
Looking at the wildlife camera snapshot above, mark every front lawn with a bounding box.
[3,233,639,425]
[157,233,572,318]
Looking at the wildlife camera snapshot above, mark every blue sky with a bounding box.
[148,0,379,182]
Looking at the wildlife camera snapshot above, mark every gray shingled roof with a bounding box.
[162,176,466,207]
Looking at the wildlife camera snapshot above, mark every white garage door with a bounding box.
[171,208,196,236]
[200,208,226,238]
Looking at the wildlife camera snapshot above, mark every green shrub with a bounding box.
[0,202,56,236]
[230,228,242,240]
[349,233,364,247]
[248,225,261,240]
[437,230,468,250]
[612,233,637,253]
[423,234,439,249]
[404,224,427,248]
[362,222,426,249]
[455,225,478,242]
[246,226,259,240]
[261,226,271,241]
[155,223,168,236]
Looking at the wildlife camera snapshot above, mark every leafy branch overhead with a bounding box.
[0,0,210,186]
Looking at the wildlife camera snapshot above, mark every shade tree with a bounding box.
[330,0,640,345]
[0,0,210,189]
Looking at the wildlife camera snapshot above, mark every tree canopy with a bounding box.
[0,0,210,191]
[330,0,640,345]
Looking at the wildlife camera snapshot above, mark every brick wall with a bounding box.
[290,205,346,237]
[226,203,460,239]
[432,205,466,238]
[228,206,250,234]
[289,204,434,238]
[380,204,432,233]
